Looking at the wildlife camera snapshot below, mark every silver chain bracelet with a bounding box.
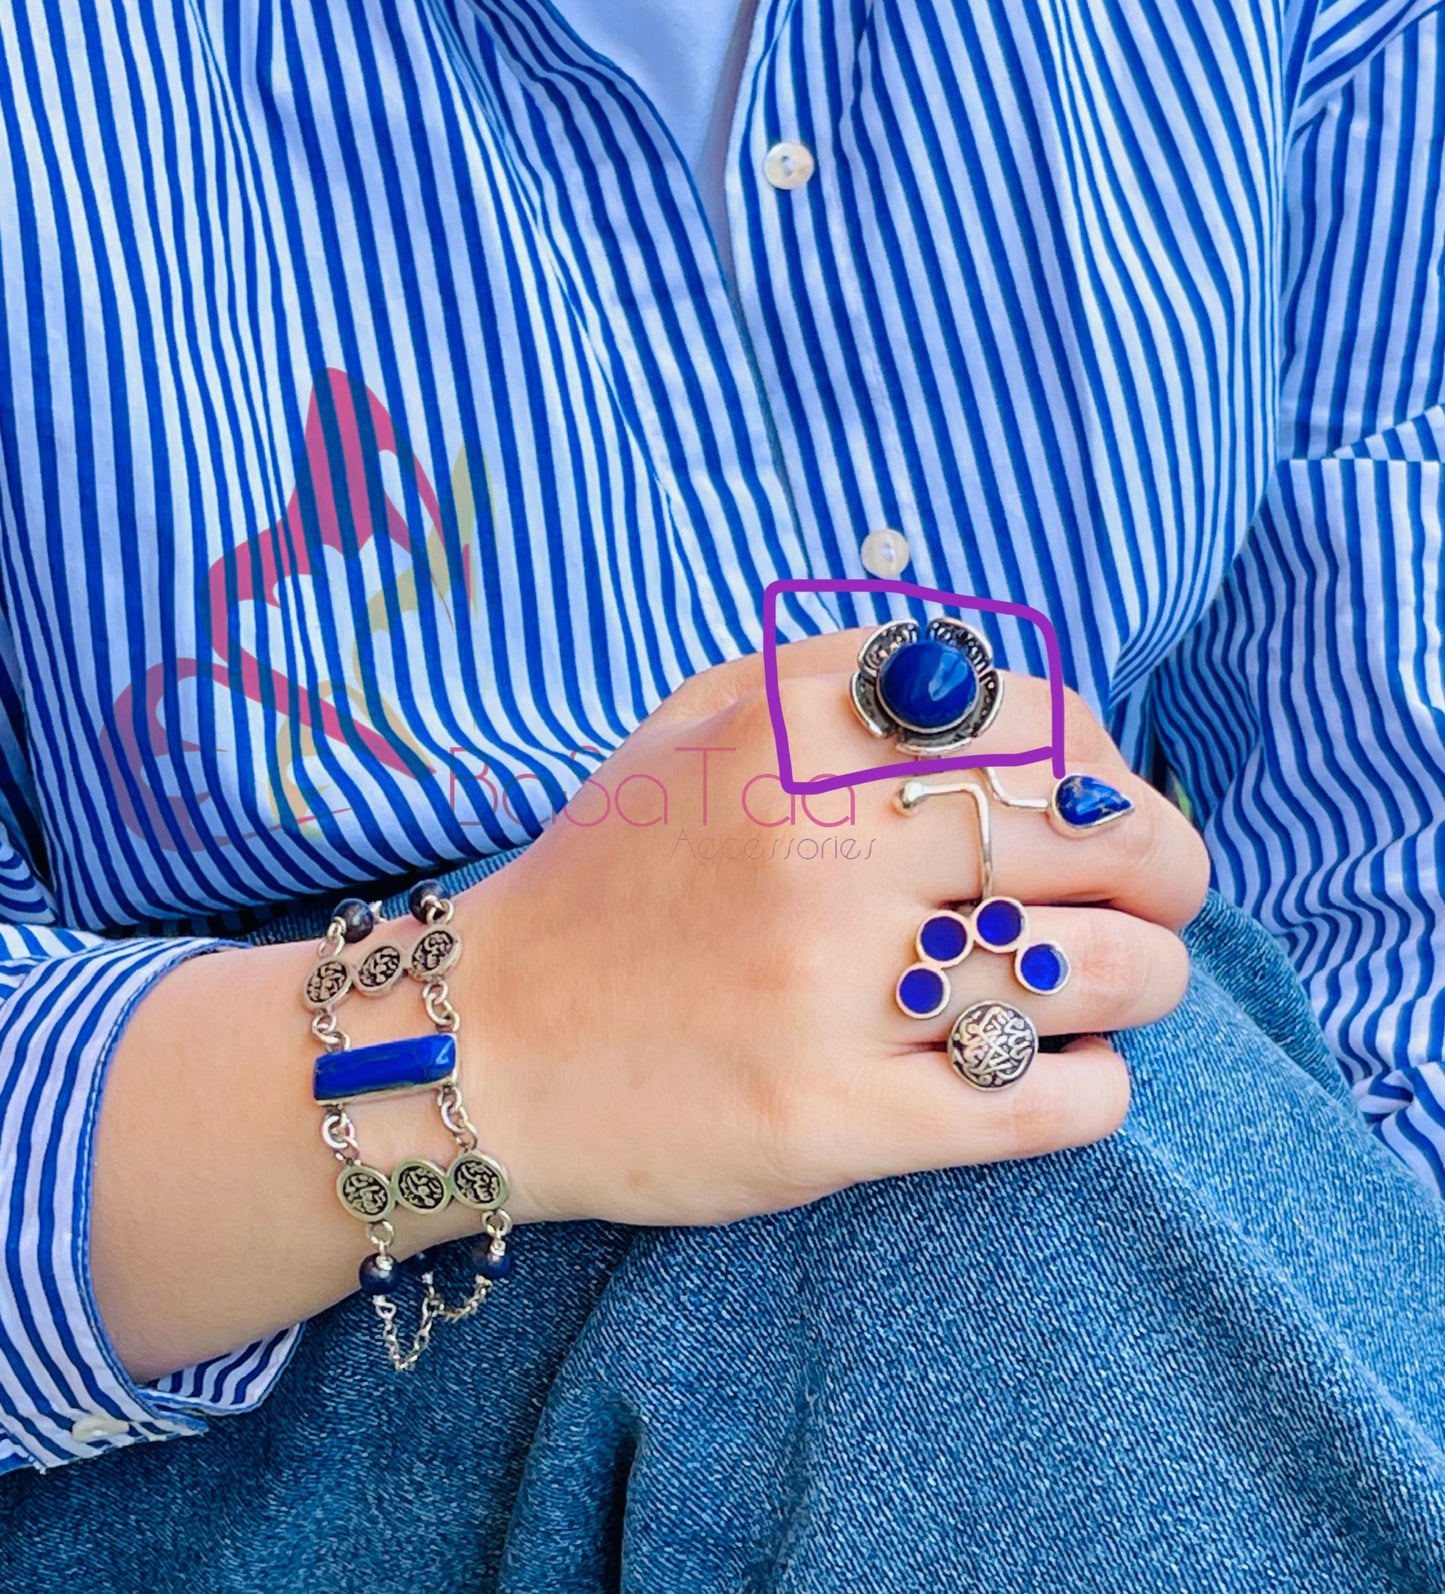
[304,879,514,1371]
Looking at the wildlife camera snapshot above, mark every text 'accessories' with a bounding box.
[894,896,1071,1019]
[304,879,513,1371]
[851,618,1003,756]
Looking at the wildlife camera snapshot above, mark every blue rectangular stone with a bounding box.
[313,1032,457,1104]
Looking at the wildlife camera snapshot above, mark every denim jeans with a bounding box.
[4,867,1445,1592]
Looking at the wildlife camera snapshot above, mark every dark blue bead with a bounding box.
[1018,942,1070,994]
[918,913,969,965]
[358,1253,397,1297]
[877,640,977,732]
[896,964,948,1018]
[408,878,443,922]
[404,1248,434,1275]
[1054,774,1133,831]
[333,897,376,944]
[469,1238,515,1280]
[974,897,1025,950]
[314,1032,457,1104]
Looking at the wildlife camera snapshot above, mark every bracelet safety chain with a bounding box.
[303,878,513,1371]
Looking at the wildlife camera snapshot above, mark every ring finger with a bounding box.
[882,904,1190,1042]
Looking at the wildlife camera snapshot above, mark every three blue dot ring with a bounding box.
[850,617,1003,757]
[894,897,1071,1019]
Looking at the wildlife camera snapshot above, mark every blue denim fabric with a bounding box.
[5,876,1445,1592]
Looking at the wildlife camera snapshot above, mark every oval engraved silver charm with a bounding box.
[448,1151,510,1211]
[948,1000,1038,1091]
[355,942,405,997]
[392,1157,452,1214]
[304,958,352,1011]
[409,926,461,980]
[336,1162,395,1221]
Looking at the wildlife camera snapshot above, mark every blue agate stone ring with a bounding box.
[851,617,1002,757]
[1047,773,1133,836]
[971,896,1028,954]
[896,962,951,1020]
[1013,939,1071,996]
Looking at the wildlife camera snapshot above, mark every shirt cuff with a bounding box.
[0,935,304,1474]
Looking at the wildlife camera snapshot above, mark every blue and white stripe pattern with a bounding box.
[0,0,1439,1472]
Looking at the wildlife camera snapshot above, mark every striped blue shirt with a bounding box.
[0,0,1441,1474]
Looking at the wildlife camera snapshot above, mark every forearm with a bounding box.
[89,890,501,1384]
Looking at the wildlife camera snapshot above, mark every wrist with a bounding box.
[449,858,562,1227]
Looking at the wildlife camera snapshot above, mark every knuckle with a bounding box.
[1180,823,1213,916]
[1076,918,1143,1009]
[1089,1055,1133,1138]
[667,655,765,721]
[1060,686,1110,757]
[719,681,776,742]
[745,924,829,999]
[778,672,843,732]
[1077,916,1190,1023]
[1163,830,1211,925]
[992,1079,1068,1156]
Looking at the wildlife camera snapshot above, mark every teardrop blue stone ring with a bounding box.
[980,768,1134,837]
[896,768,1134,840]
[850,617,1003,757]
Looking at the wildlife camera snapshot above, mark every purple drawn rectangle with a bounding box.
[763,578,1067,796]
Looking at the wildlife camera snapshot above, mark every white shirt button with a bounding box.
[70,1413,131,1442]
[763,142,816,190]
[860,527,912,577]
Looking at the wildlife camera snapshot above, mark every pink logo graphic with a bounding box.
[103,370,482,847]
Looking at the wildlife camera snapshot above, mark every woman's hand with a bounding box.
[459,629,1211,1228]
[89,626,1207,1381]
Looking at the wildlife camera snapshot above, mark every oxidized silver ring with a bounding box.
[948,999,1039,1090]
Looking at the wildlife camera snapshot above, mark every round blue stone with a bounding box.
[918,913,970,966]
[469,1238,515,1280]
[896,964,948,1018]
[358,1253,397,1297]
[877,640,977,733]
[1017,942,1070,994]
[974,897,1025,950]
